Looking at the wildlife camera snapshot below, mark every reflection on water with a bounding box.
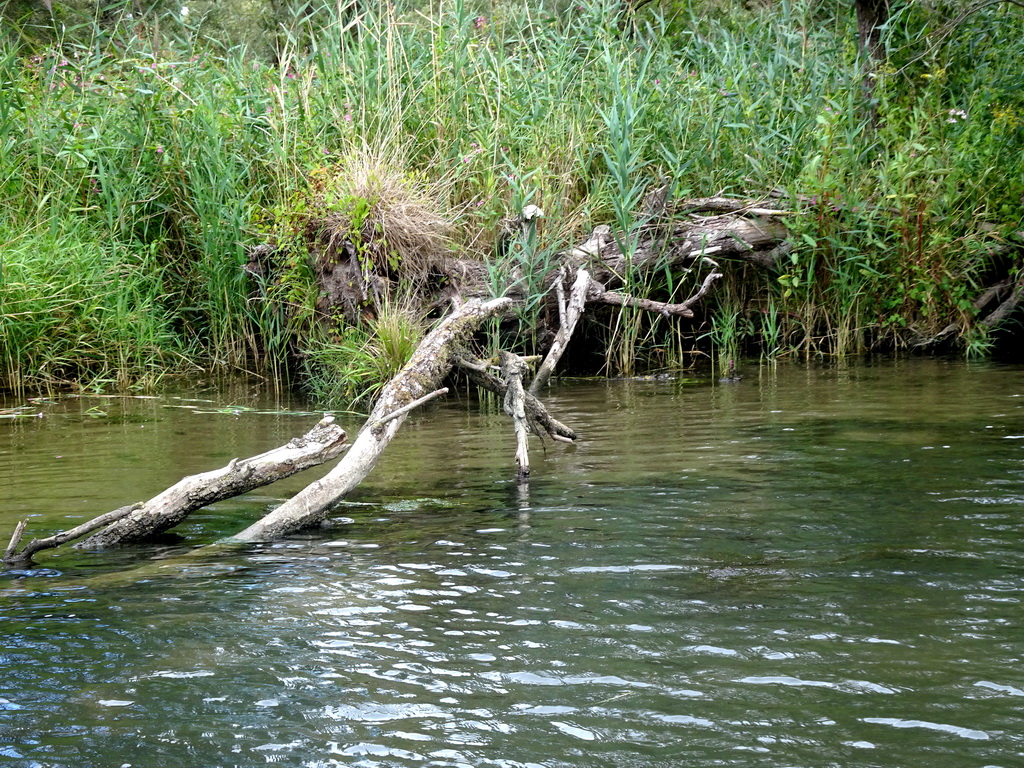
[2,360,1023,767]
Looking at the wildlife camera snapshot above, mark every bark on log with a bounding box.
[913,273,1024,348]
[258,195,789,334]
[499,351,532,478]
[426,199,790,312]
[227,297,515,543]
[856,0,889,63]
[566,213,788,292]
[980,279,1024,329]
[75,416,348,549]
[674,197,797,217]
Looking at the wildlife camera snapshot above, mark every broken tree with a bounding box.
[5,194,795,565]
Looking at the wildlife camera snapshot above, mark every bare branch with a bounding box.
[370,388,449,429]
[679,270,725,313]
[589,291,697,317]
[529,267,592,395]
[5,504,143,567]
[457,359,578,443]
[4,520,28,564]
[499,352,532,478]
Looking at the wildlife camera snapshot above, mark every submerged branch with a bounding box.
[4,505,143,568]
[457,359,578,443]
[500,351,532,478]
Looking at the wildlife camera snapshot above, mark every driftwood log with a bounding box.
[2,416,347,567]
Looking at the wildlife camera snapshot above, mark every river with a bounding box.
[1,359,1022,767]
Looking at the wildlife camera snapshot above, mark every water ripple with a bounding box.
[4,363,1024,766]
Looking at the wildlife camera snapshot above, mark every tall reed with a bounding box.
[2,0,1022,395]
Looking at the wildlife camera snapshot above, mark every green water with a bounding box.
[1,360,1023,767]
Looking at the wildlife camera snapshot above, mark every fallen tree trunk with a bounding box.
[4,505,141,568]
[79,416,348,548]
[564,205,791,286]
[979,278,1024,329]
[227,296,515,543]
[424,199,789,312]
[912,271,1024,349]
[3,416,348,565]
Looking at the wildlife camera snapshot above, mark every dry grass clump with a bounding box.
[308,150,452,280]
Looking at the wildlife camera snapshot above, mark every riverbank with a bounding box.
[2,1,1022,398]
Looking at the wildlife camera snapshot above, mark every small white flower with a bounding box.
[180,6,190,18]
[522,204,545,221]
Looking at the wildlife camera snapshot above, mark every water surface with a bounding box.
[2,360,1023,767]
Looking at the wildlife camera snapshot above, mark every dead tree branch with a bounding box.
[457,359,577,443]
[370,388,449,429]
[76,416,348,549]
[530,267,592,395]
[499,351,533,478]
[980,279,1024,329]
[5,504,142,568]
[2,416,349,563]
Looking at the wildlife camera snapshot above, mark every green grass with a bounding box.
[0,220,190,392]
[1,0,1022,396]
[301,300,426,410]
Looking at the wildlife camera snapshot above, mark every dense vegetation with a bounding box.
[1,0,1022,399]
